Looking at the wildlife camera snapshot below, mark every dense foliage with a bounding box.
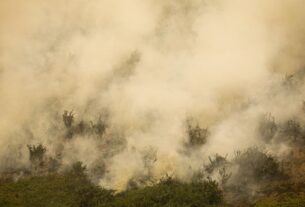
[0,175,224,207]
[0,109,304,207]
[0,174,112,207]
[109,178,223,207]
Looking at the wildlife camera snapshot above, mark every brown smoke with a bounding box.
[0,0,305,190]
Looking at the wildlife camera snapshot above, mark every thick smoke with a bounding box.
[0,0,305,190]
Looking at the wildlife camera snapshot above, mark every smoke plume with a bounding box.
[1,0,305,191]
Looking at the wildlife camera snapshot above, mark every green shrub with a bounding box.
[0,174,113,207]
[0,175,225,207]
[109,178,223,207]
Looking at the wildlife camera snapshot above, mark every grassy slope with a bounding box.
[1,145,304,207]
[1,174,305,207]
[255,193,305,207]
[0,174,112,207]
[0,175,225,207]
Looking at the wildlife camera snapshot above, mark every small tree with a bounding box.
[27,144,47,174]
[27,144,46,163]
[186,123,209,148]
[62,110,74,128]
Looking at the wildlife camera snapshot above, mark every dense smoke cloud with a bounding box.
[0,0,305,190]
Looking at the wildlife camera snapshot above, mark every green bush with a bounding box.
[108,178,223,207]
[0,175,224,207]
[0,173,113,207]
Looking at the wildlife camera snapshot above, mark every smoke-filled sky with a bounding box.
[1,0,305,190]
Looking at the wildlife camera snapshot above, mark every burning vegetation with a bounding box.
[1,0,305,206]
